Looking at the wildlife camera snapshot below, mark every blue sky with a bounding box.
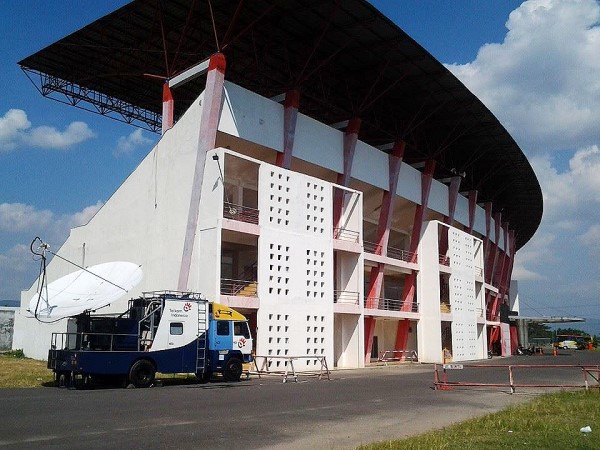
[1,1,599,332]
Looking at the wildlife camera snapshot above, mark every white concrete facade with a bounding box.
[14,81,515,365]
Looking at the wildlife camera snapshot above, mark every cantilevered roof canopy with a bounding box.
[19,0,542,249]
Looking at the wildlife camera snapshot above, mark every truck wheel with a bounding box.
[223,357,243,382]
[129,359,155,388]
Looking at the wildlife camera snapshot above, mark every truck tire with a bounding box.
[223,357,243,382]
[129,359,156,388]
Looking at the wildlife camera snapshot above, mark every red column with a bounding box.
[439,176,461,256]
[364,141,405,363]
[373,141,406,255]
[162,82,174,134]
[483,202,492,279]
[333,118,361,229]
[400,159,436,305]
[395,160,435,352]
[486,212,501,284]
[178,53,227,291]
[275,90,300,169]
[467,190,478,234]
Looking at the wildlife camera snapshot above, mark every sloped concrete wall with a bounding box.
[0,309,15,351]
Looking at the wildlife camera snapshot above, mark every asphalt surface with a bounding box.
[0,350,598,450]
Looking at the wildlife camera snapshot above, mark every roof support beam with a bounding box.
[169,58,211,89]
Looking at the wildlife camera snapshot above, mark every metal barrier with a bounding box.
[434,363,600,394]
[252,355,330,383]
[378,349,418,365]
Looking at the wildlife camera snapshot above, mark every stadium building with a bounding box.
[13,0,542,367]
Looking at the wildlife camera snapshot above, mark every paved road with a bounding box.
[0,351,598,450]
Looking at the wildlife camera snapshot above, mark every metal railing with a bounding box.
[252,355,330,383]
[476,308,484,317]
[474,266,483,277]
[364,297,419,313]
[440,302,451,313]
[333,290,360,304]
[387,247,417,263]
[363,241,417,263]
[333,227,360,243]
[220,278,258,296]
[223,202,259,224]
[50,331,139,352]
[439,255,450,266]
[378,349,418,364]
[434,363,600,394]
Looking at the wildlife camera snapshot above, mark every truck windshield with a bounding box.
[234,321,251,339]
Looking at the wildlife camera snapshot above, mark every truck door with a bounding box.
[233,321,252,356]
[210,320,233,351]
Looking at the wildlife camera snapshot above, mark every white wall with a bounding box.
[14,93,206,359]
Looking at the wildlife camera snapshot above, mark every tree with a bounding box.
[528,322,552,339]
[555,327,588,337]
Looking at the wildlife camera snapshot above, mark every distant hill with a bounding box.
[548,320,600,336]
[0,300,19,308]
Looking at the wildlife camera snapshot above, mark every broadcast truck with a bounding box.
[47,291,253,387]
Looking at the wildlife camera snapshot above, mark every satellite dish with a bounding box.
[29,261,143,321]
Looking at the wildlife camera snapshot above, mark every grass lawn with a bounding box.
[357,390,600,450]
[0,351,54,388]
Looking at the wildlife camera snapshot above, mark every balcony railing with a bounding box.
[363,241,417,263]
[364,297,419,313]
[220,278,258,297]
[333,290,360,305]
[439,255,450,266]
[440,302,451,313]
[387,247,417,263]
[474,266,483,277]
[333,227,360,243]
[476,308,484,317]
[223,202,259,224]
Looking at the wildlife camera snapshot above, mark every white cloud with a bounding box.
[115,128,153,156]
[578,224,600,255]
[0,109,31,151]
[446,0,600,153]
[0,201,103,300]
[0,109,95,151]
[0,203,53,232]
[26,121,95,149]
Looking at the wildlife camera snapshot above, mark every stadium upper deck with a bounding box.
[19,0,542,248]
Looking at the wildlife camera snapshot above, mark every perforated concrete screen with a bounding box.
[256,164,333,370]
[449,228,479,361]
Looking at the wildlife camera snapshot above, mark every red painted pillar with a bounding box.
[333,118,361,230]
[483,202,492,263]
[439,176,461,257]
[400,159,436,307]
[275,90,300,169]
[373,141,405,255]
[178,53,227,291]
[486,212,501,284]
[162,82,174,135]
[467,190,478,234]
[395,160,435,352]
[364,141,405,363]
